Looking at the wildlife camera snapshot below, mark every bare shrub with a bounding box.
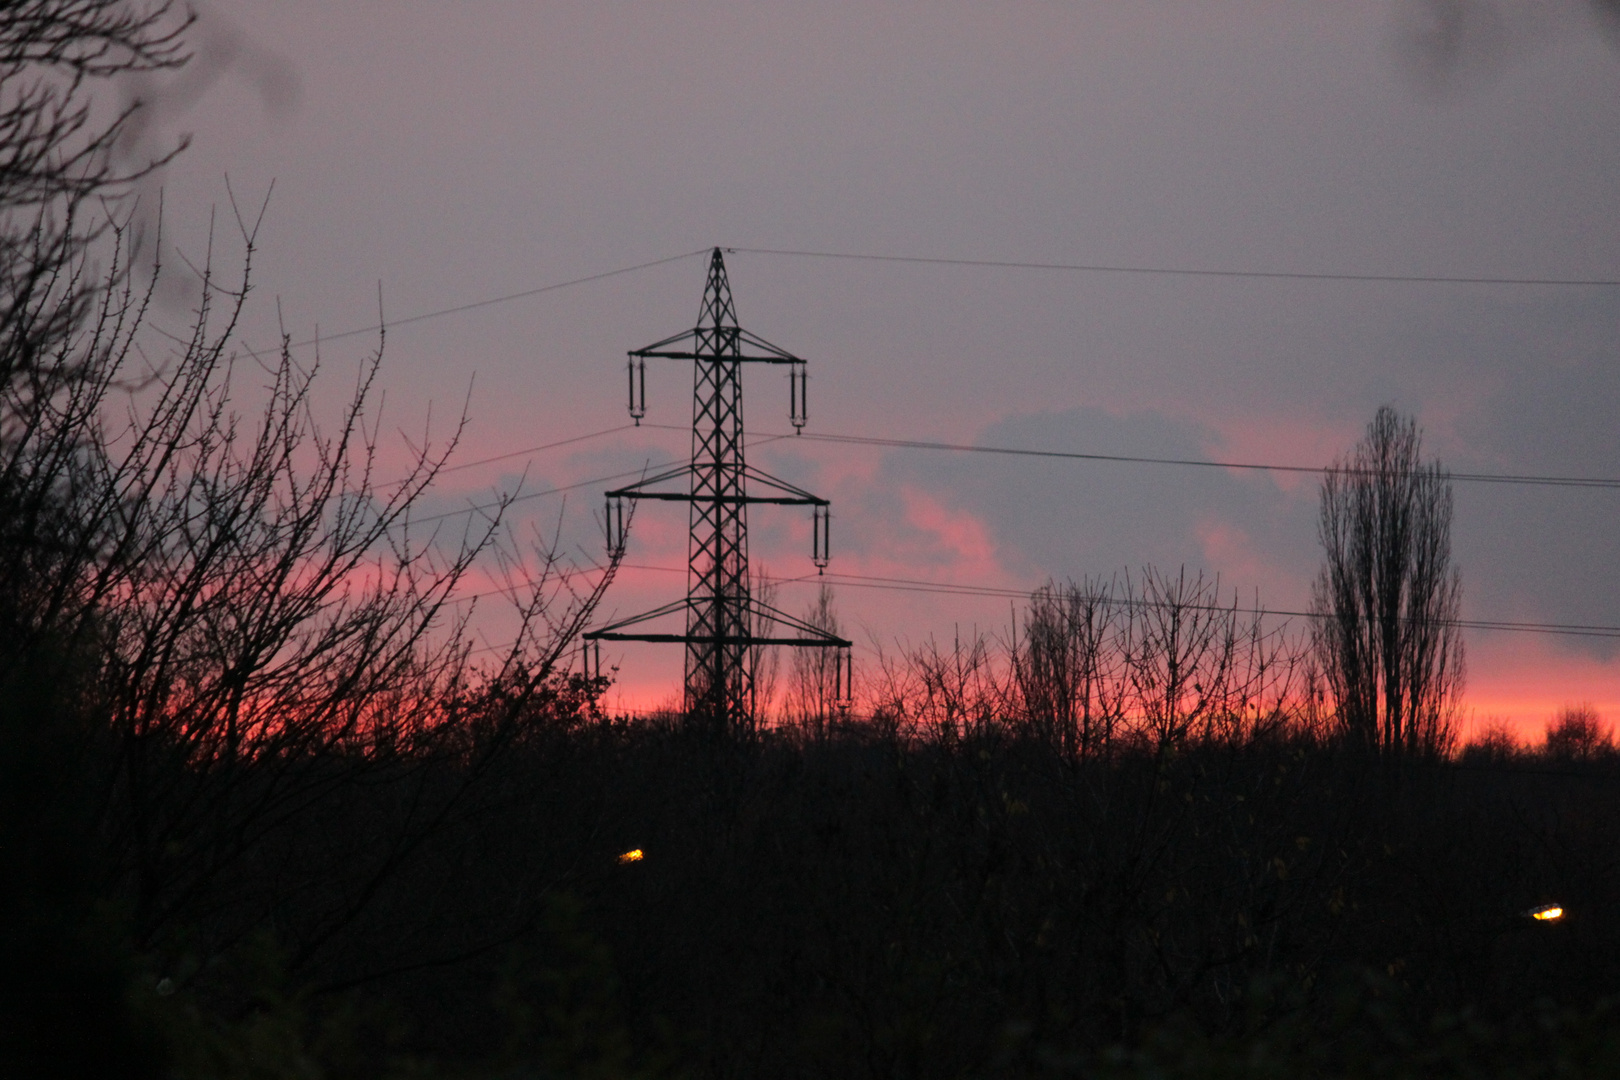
[899,627,1006,743]
[1542,704,1613,762]
[749,570,781,722]
[1459,718,1523,764]
[784,582,844,739]
[1003,568,1312,757]
[1008,576,1125,760]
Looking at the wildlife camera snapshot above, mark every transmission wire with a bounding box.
[728,246,1620,288]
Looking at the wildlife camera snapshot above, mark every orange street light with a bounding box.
[1525,904,1564,922]
[617,849,644,864]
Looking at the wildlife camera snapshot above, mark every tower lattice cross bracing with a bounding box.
[584,248,851,736]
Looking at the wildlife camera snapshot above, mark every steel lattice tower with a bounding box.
[584,249,850,736]
[684,253,752,726]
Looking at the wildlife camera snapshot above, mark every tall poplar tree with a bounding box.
[1312,406,1465,756]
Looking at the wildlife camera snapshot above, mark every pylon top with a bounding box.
[699,248,738,331]
[630,247,803,365]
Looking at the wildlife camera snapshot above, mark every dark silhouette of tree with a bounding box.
[786,581,843,737]
[749,570,782,721]
[0,5,624,1038]
[1543,704,1613,762]
[1009,570,1308,757]
[1010,577,1124,760]
[1311,406,1464,757]
[1458,718,1521,765]
[0,0,190,655]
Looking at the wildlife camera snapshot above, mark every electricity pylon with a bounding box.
[584,248,852,737]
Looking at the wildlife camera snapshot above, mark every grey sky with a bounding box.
[136,0,1620,726]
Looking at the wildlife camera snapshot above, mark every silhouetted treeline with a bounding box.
[14,654,1620,1078]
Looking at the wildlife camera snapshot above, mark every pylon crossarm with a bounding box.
[742,466,827,505]
[746,595,854,647]
[606,463,696,500]
[736,328,803,363]
[583,597,692,639]
[630,329,802,365]
[589,632,847,646]
[586,596,850,648]
[629,492,824,506]
[628,328,705,356]
[609,462,827,507]
[631,347,802,365]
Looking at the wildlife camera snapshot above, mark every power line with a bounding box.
[387,419,1617,636]
[409,462,681,527]
[408,433,791,527]
[798,571,1620,640]
[198,242,1620,361]
[487,559,1620,640]
[148,241,1620,493]
[358,406,1615,539]
[449,560,1620,642]
[545,564,1620,639]
[151,242,1618,372]
[407,420,1617,636]
[289,248,710,349]
[729,246,1620,288]
[370,423,638,497]
[708,426,1620,492]
[426,423,636,480]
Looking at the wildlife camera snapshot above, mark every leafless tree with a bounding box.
[1209,585,1316,745]
[1009,570,1310,756]
[0,0,190,654]
[890,626,1005,743]
[785,581,843,739]
[1458,718,1521,764]
[749,569,782,722]
[1119,567,1244,747]
[1009,576,1126,760]
[0,1,188,209]
[1311,406,1464,757]
[0,5,625,976]
[1542,704,1613,762]
[15,201,617,953]
[858,631,923,741]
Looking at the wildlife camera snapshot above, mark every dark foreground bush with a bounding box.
[9,712,1620,1078]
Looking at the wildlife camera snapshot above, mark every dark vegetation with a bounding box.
[1312,405,1464,758]
[14,667,1620,1079]
[5,5,1620,1077]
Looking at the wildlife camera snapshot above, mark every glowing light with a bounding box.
[617,849,644,864]
[1527,904,1563,921]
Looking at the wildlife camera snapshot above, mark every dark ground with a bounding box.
[7,684,1620,1079]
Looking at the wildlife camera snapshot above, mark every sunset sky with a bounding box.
[129,1,1619,737]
